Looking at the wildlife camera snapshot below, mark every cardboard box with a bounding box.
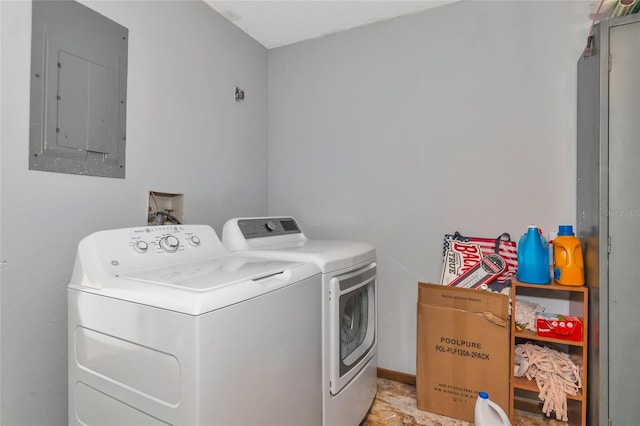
[416,283,510,422]
[536,312,583,342]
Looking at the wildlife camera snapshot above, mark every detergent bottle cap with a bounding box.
[558,225,574,236]
[479,391,489,399]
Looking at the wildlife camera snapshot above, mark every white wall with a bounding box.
[0,1,268,424]
[267,0,592,374]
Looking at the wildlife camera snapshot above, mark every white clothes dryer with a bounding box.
[68,224,322,426]
[222,217,378,426]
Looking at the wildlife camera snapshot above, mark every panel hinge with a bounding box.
[609,54,612,72]
[608,235,612,254]
[57,62,62,68]
[56,127,60,133]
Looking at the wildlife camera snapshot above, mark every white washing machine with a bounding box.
[222,217,378,426]
[68,224,322,426]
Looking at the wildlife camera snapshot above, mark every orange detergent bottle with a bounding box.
[553,225,585,286]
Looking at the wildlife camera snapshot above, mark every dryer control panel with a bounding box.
[237,217,302,239]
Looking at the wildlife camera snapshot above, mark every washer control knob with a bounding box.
[133,240,149,253]
[188,235,201,246]
[266,221,277,232]
[160,235,180,253]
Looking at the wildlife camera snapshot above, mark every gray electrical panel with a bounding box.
[577,13,640,426]
[29,1,128,178]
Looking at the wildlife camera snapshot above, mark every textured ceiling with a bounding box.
[205,0,459,49]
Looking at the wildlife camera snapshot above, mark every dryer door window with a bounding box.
[329,263,376,395]
[340,284,373,374]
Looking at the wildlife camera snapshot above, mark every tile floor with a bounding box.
[362,378,567,426]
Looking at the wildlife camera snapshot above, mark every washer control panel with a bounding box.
[127,225,208,255]
[237,218,301,239]
[77,224,228,280]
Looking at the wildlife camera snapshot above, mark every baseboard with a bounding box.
[377,368,416,385]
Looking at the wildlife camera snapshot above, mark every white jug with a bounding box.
[474,391,511,426]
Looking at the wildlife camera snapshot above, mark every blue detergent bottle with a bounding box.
[516,225,550,284]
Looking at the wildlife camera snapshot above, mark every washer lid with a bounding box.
[71,256,320,315]
[118,255,295,289]
[68,224,321,315]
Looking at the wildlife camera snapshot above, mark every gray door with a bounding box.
[608,20,640,425]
